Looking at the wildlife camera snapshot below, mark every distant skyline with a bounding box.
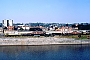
[0,0,90,23]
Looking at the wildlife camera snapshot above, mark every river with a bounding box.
[0,45,90,60]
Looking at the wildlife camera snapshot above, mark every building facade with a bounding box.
[2,20,13,27]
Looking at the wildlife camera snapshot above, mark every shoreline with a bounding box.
[0,37,90,45]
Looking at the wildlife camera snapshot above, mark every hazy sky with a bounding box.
[0,0,90,23]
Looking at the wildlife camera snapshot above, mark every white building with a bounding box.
[2,20,13,27]
[22,26,30,30]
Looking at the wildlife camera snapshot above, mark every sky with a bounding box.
[0,0,90,23]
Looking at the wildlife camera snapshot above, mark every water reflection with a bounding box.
[0,45,90,60]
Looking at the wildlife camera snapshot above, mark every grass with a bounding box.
[3,34,90,40]
[4,35,45,38]
[77,35,89,40]
[55,35,90,40]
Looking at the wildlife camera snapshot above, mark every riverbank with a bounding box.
[0,37,90,45]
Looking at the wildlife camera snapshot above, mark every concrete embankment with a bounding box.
[0,37,90,45]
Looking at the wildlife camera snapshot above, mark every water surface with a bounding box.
[0,45,90,60]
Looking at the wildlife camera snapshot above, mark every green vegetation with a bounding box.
[4,34,90,40]
[77,35,89,40]
[55,35,90,40]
